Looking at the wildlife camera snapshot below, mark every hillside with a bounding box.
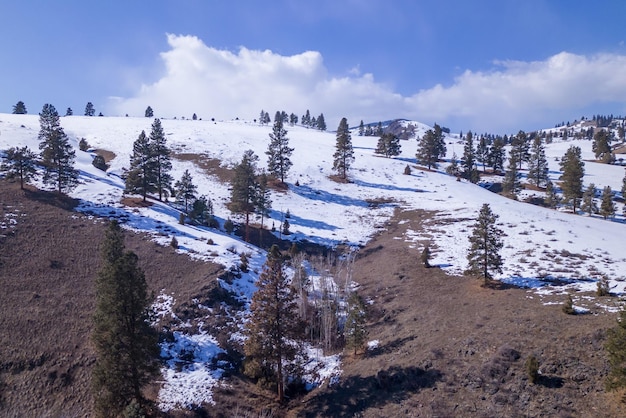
[2,112,626,416]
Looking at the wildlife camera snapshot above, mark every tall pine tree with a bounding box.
[230,150,259,241]
[600,186,616,219]
[466,204,504,283]
[174,169,198,213]
[559,146,585,213]
[149,118,172,201]
[333,117,354,180]
[527,136,549,187]
[344,292,368,355]
[502,149,521,198]
[92,221,159,417]
[38,104,79,193]
[266,111,293,184]
[375,132,401,158]
[12,101,27,114]
[244,245,305,403]
[0,146,38,189]
[124,131,156,202]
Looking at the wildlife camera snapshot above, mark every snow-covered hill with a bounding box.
[2,112,626,410]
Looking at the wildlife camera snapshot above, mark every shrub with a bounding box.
[92,155,107,171]
[207,238,215,245]
[79,138,89,151]
[526,355,539,384]
[597,276,611,296]
[403,164,411,175]
[282,218,291,235]
[224,218,234,235]
[562,294,575,315]
[170,236,178,249]
[178,213,185,225]
[239,253,249,273]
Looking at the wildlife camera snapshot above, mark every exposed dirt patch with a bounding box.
[121,196,154,207]
[174,153,234,183]
[94,148,116,164]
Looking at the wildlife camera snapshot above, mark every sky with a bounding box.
[2,0,626,134]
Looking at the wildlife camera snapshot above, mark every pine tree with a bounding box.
[38,104,79,193]
[502,149,521,198]
[230,150,259,241]
[476,135,490,172]
[559,146,585,213]
[344,292,368,355]
[358,120,364,136]
[600,186,616,219]
[376,122,383,136]
[416,129,439,169]
[266,111,293,183]
[144,106,154,118]
[333,117,354,180]
[510,131,530,169]
[124,131,156,202]
[462,131,479,183]
[149,118,172,201]
[581,183,598,215]
[174,169,197,213]
[605,307,626,391]
[189,195,214,226]
[302,110,311,127]
[289,113,298,126]
[445,152,461,177]
[85,101,95,116]
[527,136,549,187]
[622,172,626,199]
[255,171,272,245]
[0,146,38,189]
[544,180,560,208]
[92,221,159,417]
[466,204,504,283]
[316,113,327,131]
[592,129,612,163]
[65,107,73,116]
[244,245,305,403]
[488,137,506,173]
[12,101,27,114]
[433,124,447,162]
[375,133,401,158]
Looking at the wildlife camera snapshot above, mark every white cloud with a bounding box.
[108,35,626,133]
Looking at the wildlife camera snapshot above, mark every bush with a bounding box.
[207,238,215,245]
[597,276,611,296]
[526,355,539,384]
[224,218,234,235]
[562,294,575,315]
[282,219,291,235]
[403,164,411,175]
[240,253,249,273]
[170,236,178,249]
[178,213,185,225]
[92,155,107,171]
[79,138,89,151]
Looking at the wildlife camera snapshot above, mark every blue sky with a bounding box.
[2,0,626,133]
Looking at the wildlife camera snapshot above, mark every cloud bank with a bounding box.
[108,34,626,133]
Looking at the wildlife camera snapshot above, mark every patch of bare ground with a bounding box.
[93,149,116,164]
[0,180,225,416]
[174,153,234,183]
[287,207,626,418]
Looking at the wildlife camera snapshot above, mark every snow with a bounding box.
[3,113,626,410]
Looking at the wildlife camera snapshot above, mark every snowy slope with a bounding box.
[2,112,626,409]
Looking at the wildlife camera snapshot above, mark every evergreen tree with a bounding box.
[230,150,259,241]
[333,117,354,180]
[124,131,156,202]
[527,136,549,187]
[592,129,612,163]
[255,171,272,245]
[559,146,585,213]
[600,186,616,219]
[92,221,159,417]
[12,100,27,114]
[544,180,560,208]
[433,124,447,162]
[622,172,626,199]
[466,204,504,283]
[476,135,490,172]
[488,137,506,173]
[85,101,96,116]
[174,169,198,213]
[445,152,461,177]
[416,129,439,169]
[375,122,383,136]
[462,131,479,183]
[420,245,432,268]
[605,307,626,391]
[302,109,311,127]
[244,245,305,403]
[149,118,172,201]
[581,183,598,215]
[510,131,530,169]
[65,107,73,116]
[38,104,79,193]
[1,146,38,189]
[375,132,401,158]
[189,195,214,226]
[344,292,368,355]
[502,149,521,198]
[266,111,293,183]
[358,120,364,136]
[316,113,327,131]
[192,113,197,120]
[289,113,298,126]
[144,106,154,118]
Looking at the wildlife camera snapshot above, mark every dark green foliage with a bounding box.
[174,169,197,213]
[178,212,185,225]
[144,106,153,118]
[170,236,178,248]
[358,120,364,136]
[1,146,38,189]
[403,164,411,175]
[189,195,215,227]
[85,102,95,116]
[224,218,234,235]
[38,104,79,193]
[528,136,549,187]
[421,245,431,268]
[416,129,439,169]
[592,129,611,163]
[92,155,107,171]
[333,118,354,179]
[375,133,401,158]
[581,183,598,215]
[510,131,530,170]
[12,101,27,114]
[316,113,327,131]
[502,149,521,198]
[525,355,539,384]
[266,111,293,183]
[92,221,159,417]
[240,253,249,273]
[605,307,626,391]
[149,118,172,201]
[462,131,479,183]
[79,138,89,151]
[255,172,272,240]
[282,218,291,235]
[562,294,575,315]
[124,131,155,201]
[65,107,73,116]
[244,245,305,403]
[230,150,259,241]
[544,180,560,208]
[559,146,585,213]
[476,135,489,172]
[446,153,460,177]
[488,137,506,173]
[600,186,616,219]
[345,292,368,355]
[466,204,504,282]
